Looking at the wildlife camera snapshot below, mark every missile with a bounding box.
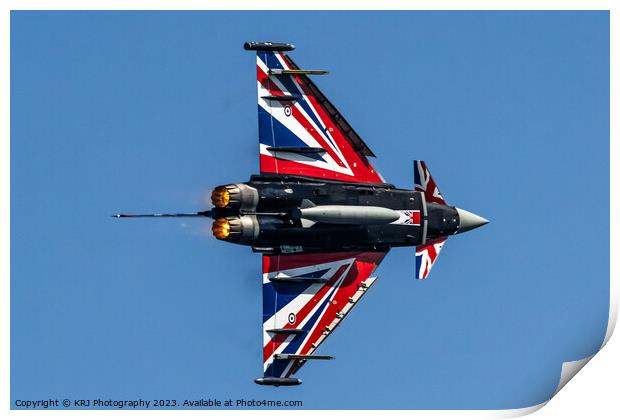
[298,205,400,227]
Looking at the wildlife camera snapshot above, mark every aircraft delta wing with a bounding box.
[258,251,387,385]
[249,42,384,183]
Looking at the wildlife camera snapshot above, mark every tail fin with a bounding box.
[414,160,446,205]
[415,237,447,280]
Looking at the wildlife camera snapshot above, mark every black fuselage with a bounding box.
[211,174,459,254]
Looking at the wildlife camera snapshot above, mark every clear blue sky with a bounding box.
[11,11,609,409]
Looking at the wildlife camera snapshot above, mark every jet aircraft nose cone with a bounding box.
[455,208,489,234]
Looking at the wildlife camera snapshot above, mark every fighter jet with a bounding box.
[114,41,489,386]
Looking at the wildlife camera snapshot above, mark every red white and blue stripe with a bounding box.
[414,160,446,205]
[391,209,422,226]
[415,237,447,280]
[262,252,386,378]
[413,161,449,279]
[255,51,383,183]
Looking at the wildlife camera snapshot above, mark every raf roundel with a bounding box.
[288,313,296,324]
[284,105,292,117]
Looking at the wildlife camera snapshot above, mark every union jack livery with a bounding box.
[114,41,489,386]
[415,237,447,280]
[414,160,446,205]
[255,48,383,183]
[261,252,385,382]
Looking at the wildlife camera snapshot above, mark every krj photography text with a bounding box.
[13,398,304,409]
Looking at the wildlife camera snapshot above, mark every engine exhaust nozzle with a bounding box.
[211,218,231,239]
[210,184,259,210]
[211,187,230,208]
[211,215,259,243]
